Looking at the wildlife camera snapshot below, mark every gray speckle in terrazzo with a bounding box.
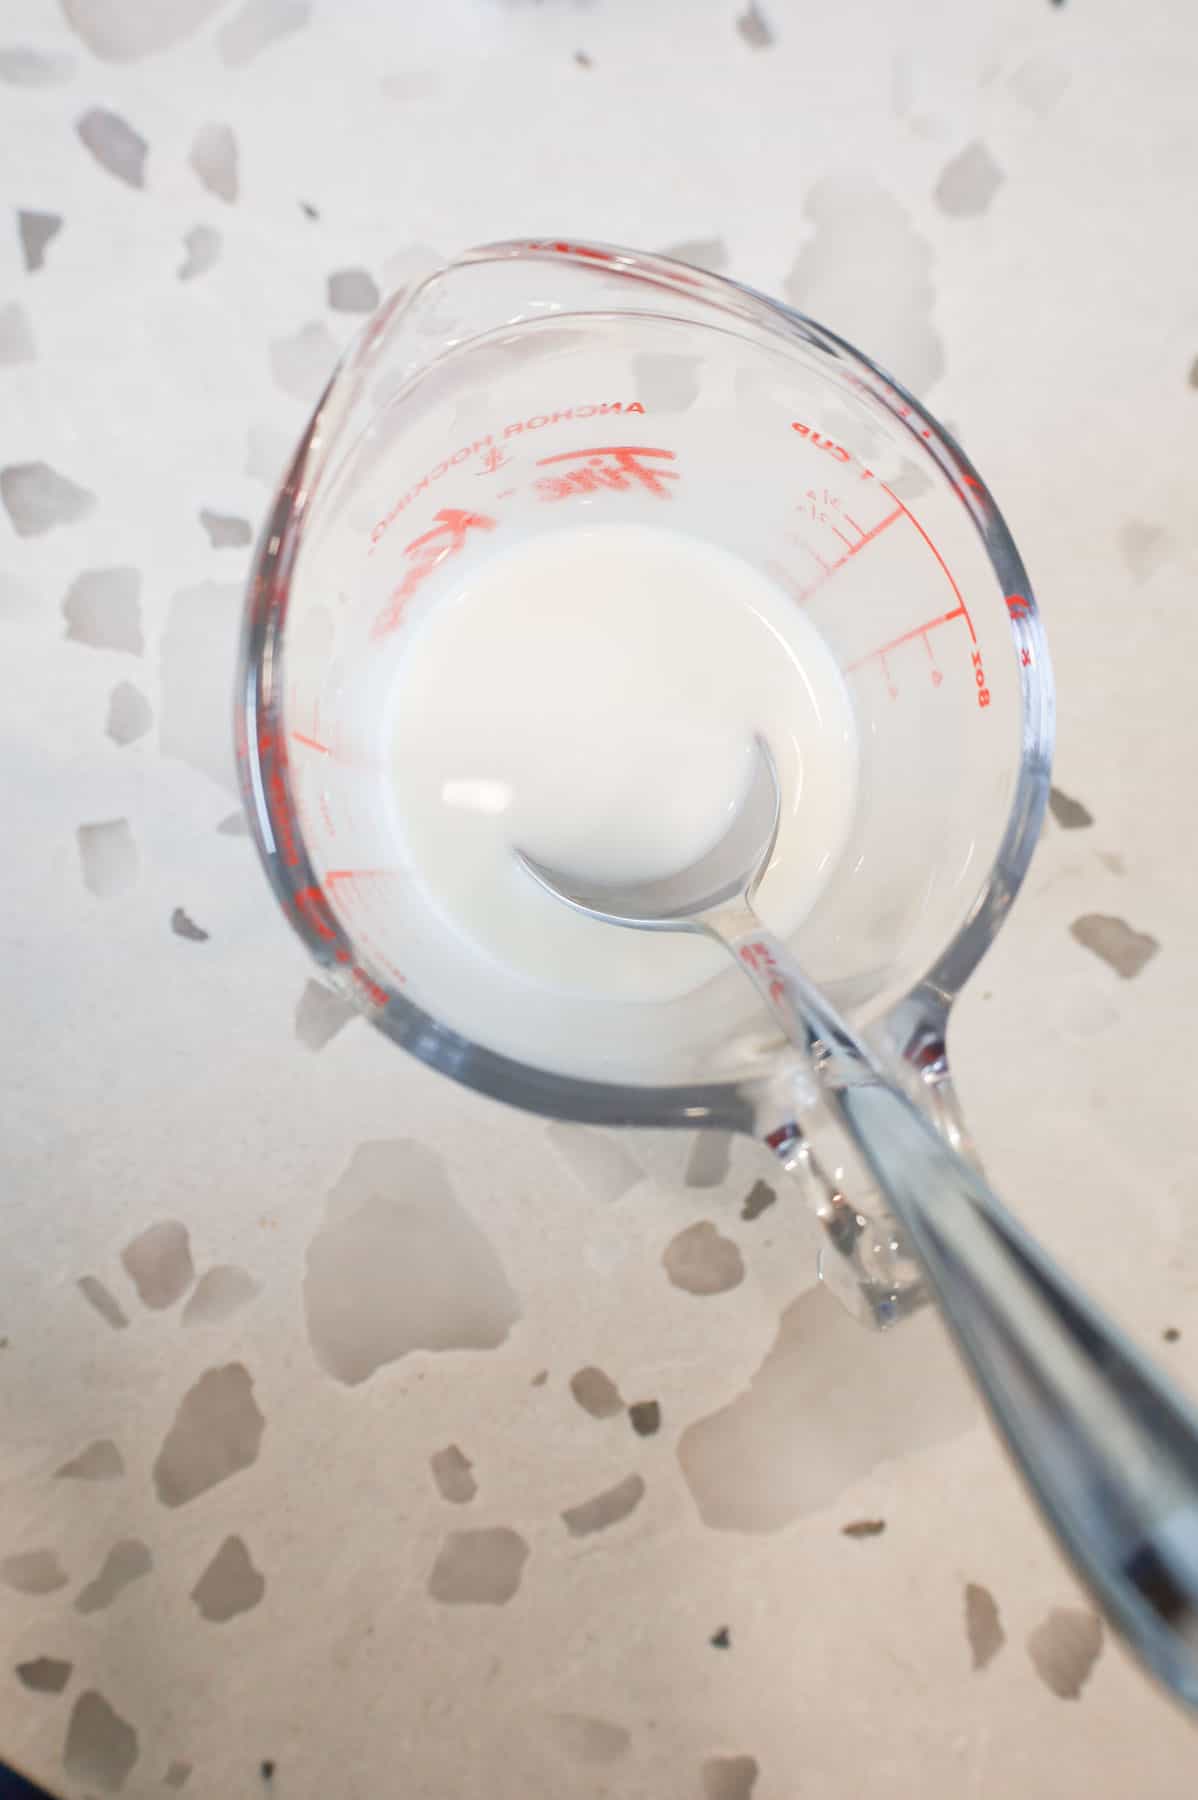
[62,1689,139,1792]
[181,1266,261,1327]
[561,1473,645,1537]
[0,302,36,364]
[76,107,147,188]
[1,462,95,536]
[327,267,381,313]
[190,1536,265,1622]
[121,1220,195,1309]
[63,568,142,653]
[17,209,63,272]
[662,1222,744,1296]
[1027,1608,1103,1699]
[188,123,238,203]
[1070,914,1159,979]
[77,819,139,898]
[199,508,251,548]
[106,681,152,746]
[218,0,312,69]
[170,907,209,942]
[934,141,1005,218]
[75,1539,152,1614]
[179,224,221,280]
[152,1364,266,1507]
[0,46,76,85]
[61,0,228,61]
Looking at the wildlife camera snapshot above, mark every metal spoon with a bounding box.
[520,735,1198,1709]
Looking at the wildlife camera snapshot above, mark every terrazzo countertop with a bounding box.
[4,0,1198,1794]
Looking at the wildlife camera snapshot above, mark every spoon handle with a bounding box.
[725,917,1198,1709]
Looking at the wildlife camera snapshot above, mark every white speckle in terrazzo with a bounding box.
[1027,1608,1103,1699]
[269,320,339,404]
[106,680,152,746]
[569,1366,624,1419]
[75,1540,152,1614]
[678,1285,975,1531]
[0,572,36,622]
[427,1528,529,1605]
[15,1657,72,1694]
[190,1536,265,1622]
[188,123,238,204]
[181,1265,260,1327]
[429,1445,477,1505]
[684,1131,731,1188]
[152,1364,266,1507]
[121,1221,194,1310]
[159,581,243,794]
[17,209,63,272]
[545,1123,642,1204]
[785,174,944,395]
[543,1715,630,1765]
[245,420,293,486]
[659,237,728,272]
[76,1276,129,1330]
[703,1754,759,1799]
[934,141,1005,218]
[662,1222,744,1296]
[294,979,356,1050]
[0,46,76,85]
[63,567,142,654]
[1,1551,69,1596]
[218,0,311,69]
[77,819,138,898]
[61,0,229,62]
[1,461,95,536]
[76,107,147,188]
[303,1141,521,1386]
[561,1473,645,1537]
[178,224,221,280]
[198,508,250,548]
[379,69,444,102]
[964,1582,1005,1670]
[327,267,381,314]
[62,1690,139,1792]
[55,1440,125,1482]
[0,302,35,365]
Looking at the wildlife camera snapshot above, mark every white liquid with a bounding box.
[387,522,859,1004]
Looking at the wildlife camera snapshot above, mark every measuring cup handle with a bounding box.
[733,919,1198,1708]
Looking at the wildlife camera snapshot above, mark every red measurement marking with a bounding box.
[791,421,850,462]
[1006,594,1030,618]
[290,729,330,754]
[369,401,646,546]
[477,446,510,476]
[847,605,968,673]
[534,444,678,502]
[1021,647,1032,667]
[373,508,496,638]
[325,868,395,887]
[798,505,903,601]
[879,480,976,644]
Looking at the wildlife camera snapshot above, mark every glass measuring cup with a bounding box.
[236,238,1053,1328]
